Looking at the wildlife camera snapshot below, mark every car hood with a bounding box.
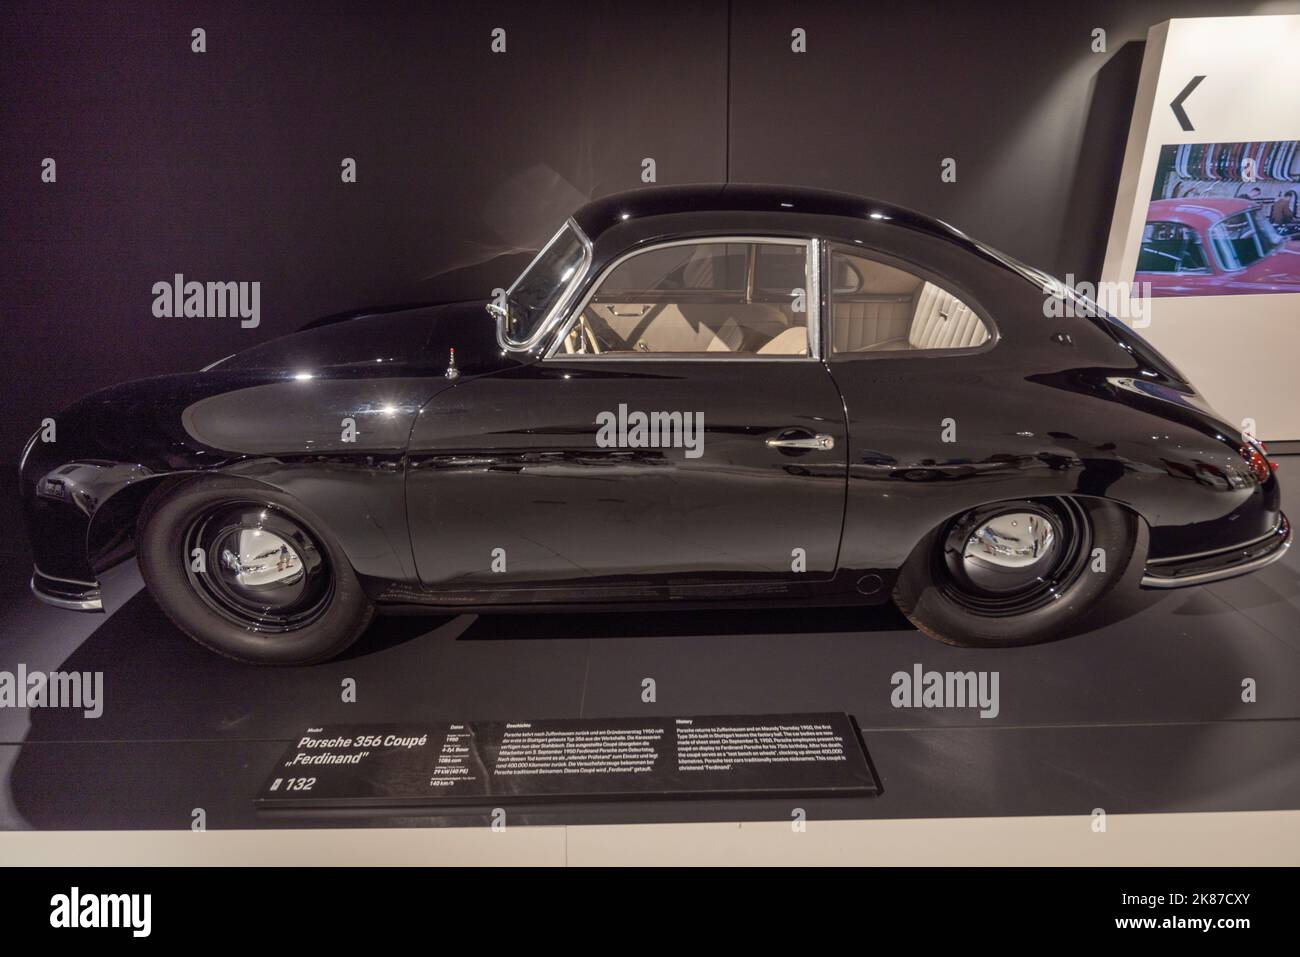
[215,300,514,378]
[38,301,524,470]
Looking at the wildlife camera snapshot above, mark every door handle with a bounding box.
[766,433,834,451]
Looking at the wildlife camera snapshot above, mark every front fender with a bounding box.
[20,370,442,592]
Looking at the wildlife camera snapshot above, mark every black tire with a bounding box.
[892,497,1142,647]
[137,476,374,665]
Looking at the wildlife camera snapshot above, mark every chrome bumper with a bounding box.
[1141,515,1292,589]
[30,568,103,611]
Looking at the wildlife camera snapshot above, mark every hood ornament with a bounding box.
[445,347,460,380]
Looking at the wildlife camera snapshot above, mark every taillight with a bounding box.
[1239,443,1274,483]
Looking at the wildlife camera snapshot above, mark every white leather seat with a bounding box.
[832,299,914,351]
[831,258,921,352]
[907,282,989,350]
[756,326,809,355]
[582,303,794,354]
[829,249,989,353]
[583,303,732,352]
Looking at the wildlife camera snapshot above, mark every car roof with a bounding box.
[565,183,1062,314]
[1148,197,1254,229]
[571,183,972,247]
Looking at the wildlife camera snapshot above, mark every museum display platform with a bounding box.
[2,458,1297,832]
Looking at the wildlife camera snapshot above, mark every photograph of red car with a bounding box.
[1137,140,1300,296]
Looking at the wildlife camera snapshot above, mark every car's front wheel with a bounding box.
[137,477,374,665]
[892,497,1141,647]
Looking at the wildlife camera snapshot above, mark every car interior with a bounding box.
[1137,222,1211,274]
[554,240,990,356]
[558,241,810,356]
[829,247,990,353]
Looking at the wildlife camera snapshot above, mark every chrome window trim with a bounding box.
[543,235,822,362]
[808,237,822,359]
[496,218,595,353]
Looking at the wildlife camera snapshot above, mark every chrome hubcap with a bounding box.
[217,528,307,604]
[939,499,1089,615]
[184,502,333,632]
[960,511,1059,594]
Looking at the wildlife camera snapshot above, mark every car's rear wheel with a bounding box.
[137,477,373,665]
[893,497,1139,647]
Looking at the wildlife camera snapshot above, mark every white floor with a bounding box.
[3,809,1298,866]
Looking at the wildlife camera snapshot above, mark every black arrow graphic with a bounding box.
[1171,75,1205,132]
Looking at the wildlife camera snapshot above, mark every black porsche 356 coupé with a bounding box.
[21,185,1290,664]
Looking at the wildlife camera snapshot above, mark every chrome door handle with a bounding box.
[766,434,834,451]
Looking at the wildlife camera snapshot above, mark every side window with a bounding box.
[829,246,990,355]
[1208,211,1277,271]
[1138,222,1210,274]
[556,240,812,357]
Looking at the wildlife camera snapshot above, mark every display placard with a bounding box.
[255,713,880,809]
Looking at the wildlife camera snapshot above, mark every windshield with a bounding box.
[494,222,589,348]
[1209,209,1282,271]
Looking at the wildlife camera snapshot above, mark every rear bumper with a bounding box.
[1141,514,1291,588]
[30,567,103,611]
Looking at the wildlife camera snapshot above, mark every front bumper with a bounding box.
[30,567,103,611]
[1141,514,1291,588]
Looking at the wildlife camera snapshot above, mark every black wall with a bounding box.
[1,0,1291,533]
